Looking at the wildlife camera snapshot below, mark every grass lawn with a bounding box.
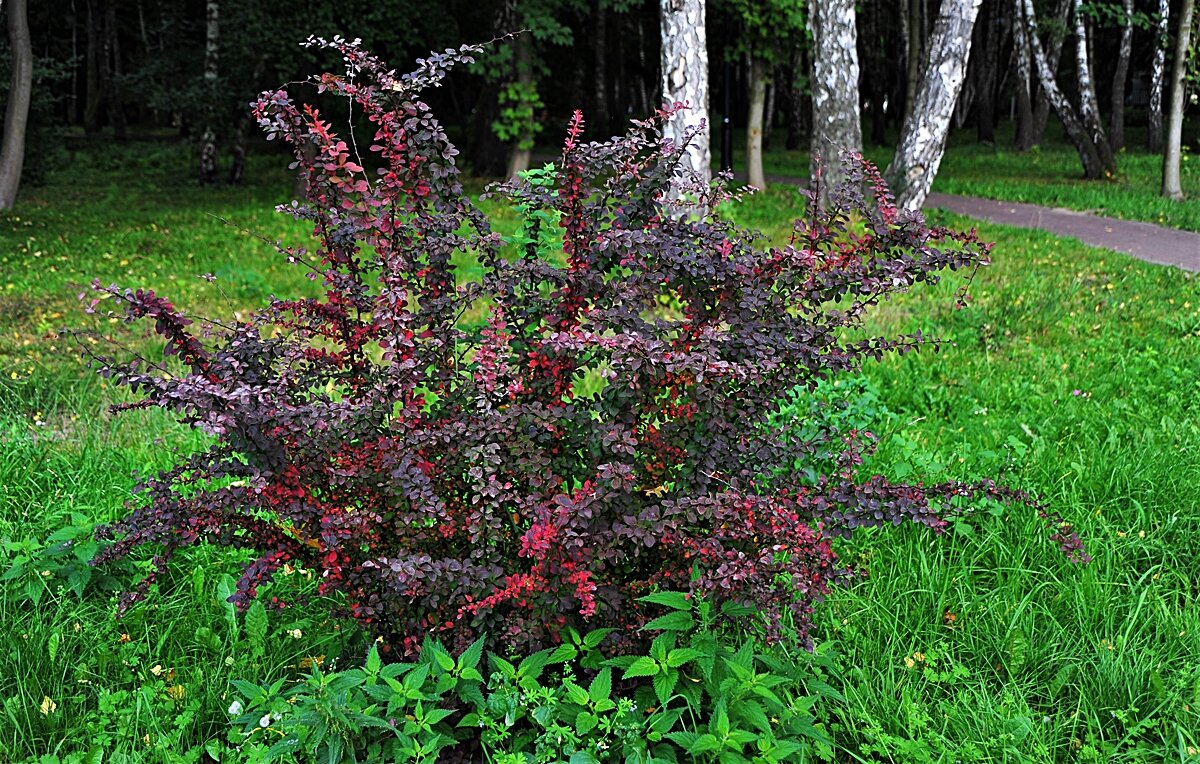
[1,142,1199,762]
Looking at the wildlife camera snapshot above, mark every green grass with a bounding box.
[2,143,1199,762]
[734,123,1200,232]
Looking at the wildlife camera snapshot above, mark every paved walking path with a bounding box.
[924,192,1199,272]
[747,172,1199,272]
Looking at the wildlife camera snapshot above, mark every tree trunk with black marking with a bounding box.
[886,0,982,211]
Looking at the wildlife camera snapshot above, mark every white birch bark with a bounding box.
[1148,0,1170,152]
[199,0,219,184]
[1012,0,1035,149]
[808,0,861,208]
[0,0,32,209]
[660,0,710,184]
[1071,0,1115,174]
[885,0,982,211]
[1020,0,1105,178]
[1162,0,1195,200]
[1109,0,1132,150]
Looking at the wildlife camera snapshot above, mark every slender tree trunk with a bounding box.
[84,0,102,133]
[104,0,126,140]
[785,48,805,150]
[1108,0,1132,150]
[1162,0,1195,200]
[1032,0,1071,144]
[1012,0,1035,149]
[886,0,983,211]
[1021,0,1104,178]
[199,0,219,184]
[746,57,767,188]
[1072,0,1115,174]
[660,0,710,183]
[973,2,998,144]
[904,0,924,124]
[0,0,33,209]
[506,33,534,179]
[592,0,609,135]
[762,74,775,150]
[1148,0,1170,152]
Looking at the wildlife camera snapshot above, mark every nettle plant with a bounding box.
[88,37,1086,656]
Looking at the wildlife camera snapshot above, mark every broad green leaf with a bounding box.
[652,670,678,705]
[548,643,578,664]
[582,628,614,649]
[564,681,590,706]
[570,751,601,764]
[245,600,268,648]
[576,711,598,735]
[638,592,692,611]
[366,645,382,675]
[687,733,723,755]
[622,657,660,679]
[588,668,612,704]
[666,648,704,668]
[458,636,485,671]
[642,611,694,632]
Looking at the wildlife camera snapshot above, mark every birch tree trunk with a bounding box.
[1162,0,1196,200]
[660,0,710,184]
[0,0,32,209]
[1148,0,1170,152]
[199,0,219,184]
[1109,0,1132,150]
[1020,0,1105,178]
[746,57,767,189]
[1072,0,1116,174]
[1031,0,1071,144]
[808,0,861,208]
[885,0,983,211]
[1012,0,1035,150]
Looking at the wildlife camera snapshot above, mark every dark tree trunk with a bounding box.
[1163,0,1195,199]
[784,48,806,150]
[104,0,126,140]
[506,32,534,179]
[83,0,102,133]
[973,1,1000,144]
[592,0,609,135]
[0,0,33,209]
[903,0,924,124]
[1108,0,1132,150]
[887,0,982,211]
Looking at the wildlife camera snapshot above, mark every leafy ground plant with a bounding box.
[84,38,1085,660]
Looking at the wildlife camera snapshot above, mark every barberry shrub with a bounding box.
[87,37,1086,656]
